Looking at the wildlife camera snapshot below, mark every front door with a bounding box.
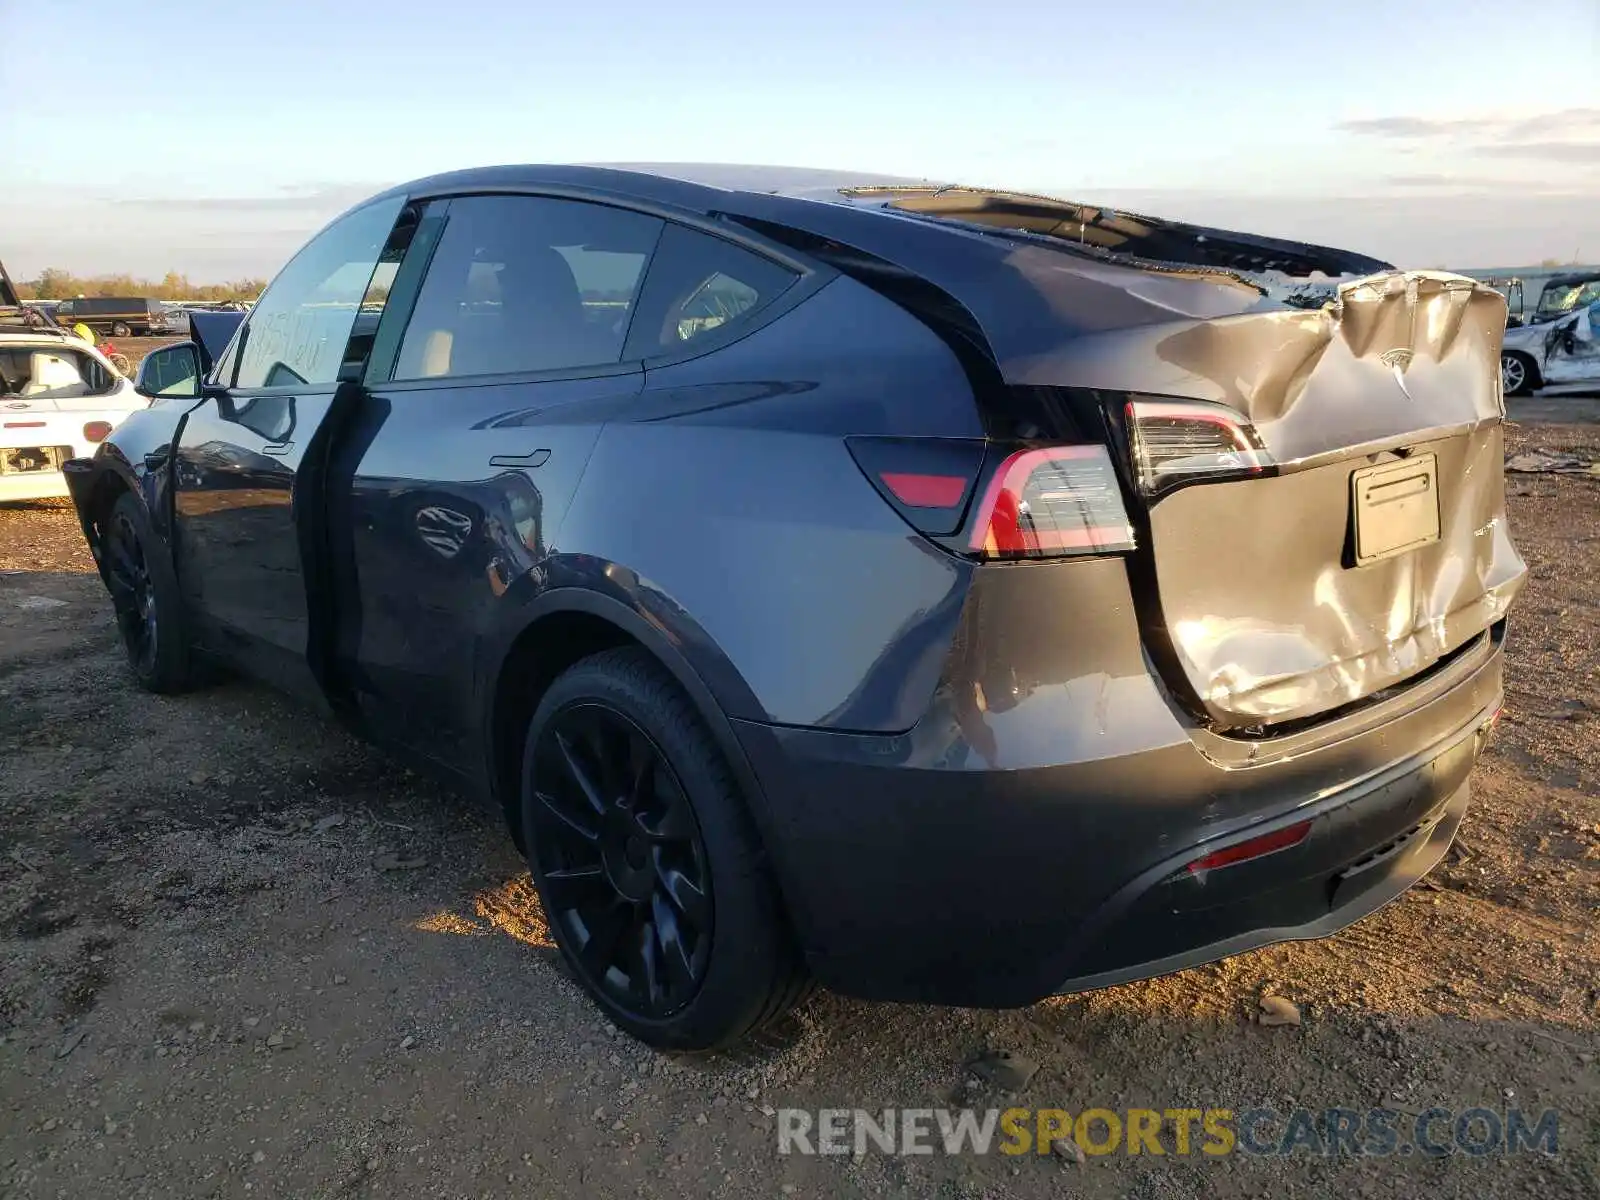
[1542,293,1600,387]
[172,195,409,704]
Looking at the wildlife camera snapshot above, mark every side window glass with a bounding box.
[393,196,662,381]
[624,224,797,360]
[234,196,403,389]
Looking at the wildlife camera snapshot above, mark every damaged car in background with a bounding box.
[0,260,147,502]
[61,166,1523,1050]
[1499,269,1600,395]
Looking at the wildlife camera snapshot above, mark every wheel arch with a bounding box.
[480,587,781,869]
[64,453,143,578]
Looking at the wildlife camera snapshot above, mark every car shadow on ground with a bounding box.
[1511,391,1600,425]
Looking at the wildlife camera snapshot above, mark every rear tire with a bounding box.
[102,491,195,693]
[519,647,807,1052]
[110,322,131,338]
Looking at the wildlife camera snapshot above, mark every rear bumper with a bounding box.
[1,440,98,503]
[730,557,1507,1008]
[0,470,72,501]
[1052,727,1478,993]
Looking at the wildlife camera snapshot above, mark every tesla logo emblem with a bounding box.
[1380,348,1414,400]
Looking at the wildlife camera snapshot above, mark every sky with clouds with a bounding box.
[2,0,1597,279]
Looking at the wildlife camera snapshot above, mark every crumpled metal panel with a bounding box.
[986,267,1526,727]
[1147,422,1523,726]
[1130,272,1524,726]
[1162,271,1503,462]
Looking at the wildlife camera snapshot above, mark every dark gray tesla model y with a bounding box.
[65,165,1525,1049]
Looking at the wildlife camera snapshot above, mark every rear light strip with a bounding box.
[968,445,1135,559]
[1126,398,1273,497]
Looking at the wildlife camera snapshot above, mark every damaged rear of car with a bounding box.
[709,177,1524,1005]
[1,312,145,502]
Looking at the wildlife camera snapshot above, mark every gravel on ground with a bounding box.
[0,419,1596,1199]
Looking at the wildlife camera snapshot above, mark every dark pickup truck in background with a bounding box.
[52,296,176,337]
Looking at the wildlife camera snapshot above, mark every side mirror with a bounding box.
[134,342,202,400]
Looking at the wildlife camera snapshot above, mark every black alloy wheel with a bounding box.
[104,505,159,676]
[519,648,807,1051]
[101,492,194,693]
[529,701,713,1018]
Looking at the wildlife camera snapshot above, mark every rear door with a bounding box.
[327,193,663,773]
[171,196,407,704]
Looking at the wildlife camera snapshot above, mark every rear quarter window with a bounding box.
[623,225,797,360]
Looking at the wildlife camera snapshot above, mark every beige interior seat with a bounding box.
[418,329,454,377]
[20,352,88,398]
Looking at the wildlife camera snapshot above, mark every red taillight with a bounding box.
[879,472,968,508]
[4,420,46,429]
[83,421,114,443]
[846,437,984,537]
[969,445,1135,559]
[1187,819,1312,874]
[1126,398,1273,497]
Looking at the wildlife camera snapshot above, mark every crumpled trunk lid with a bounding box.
[1146,422,1520,728]
[1120,271,1526,728]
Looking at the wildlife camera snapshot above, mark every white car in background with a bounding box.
[1499,272,1600,395]
[0,327,145,502]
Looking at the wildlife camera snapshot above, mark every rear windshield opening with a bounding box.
[0,346,116,398]
[871,189,1388,280]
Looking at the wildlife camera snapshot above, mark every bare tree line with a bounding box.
[17,268,268,302]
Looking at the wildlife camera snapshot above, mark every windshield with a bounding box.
[1536,280,1600,315]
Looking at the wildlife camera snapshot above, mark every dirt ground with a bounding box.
[1,417,1597,1200]
[106,336,183,372]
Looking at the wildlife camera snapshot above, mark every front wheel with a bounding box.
[520,647,807,1051]
[102,492,195,692]
[1501,351,1538,397]
[110,321,131,338]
